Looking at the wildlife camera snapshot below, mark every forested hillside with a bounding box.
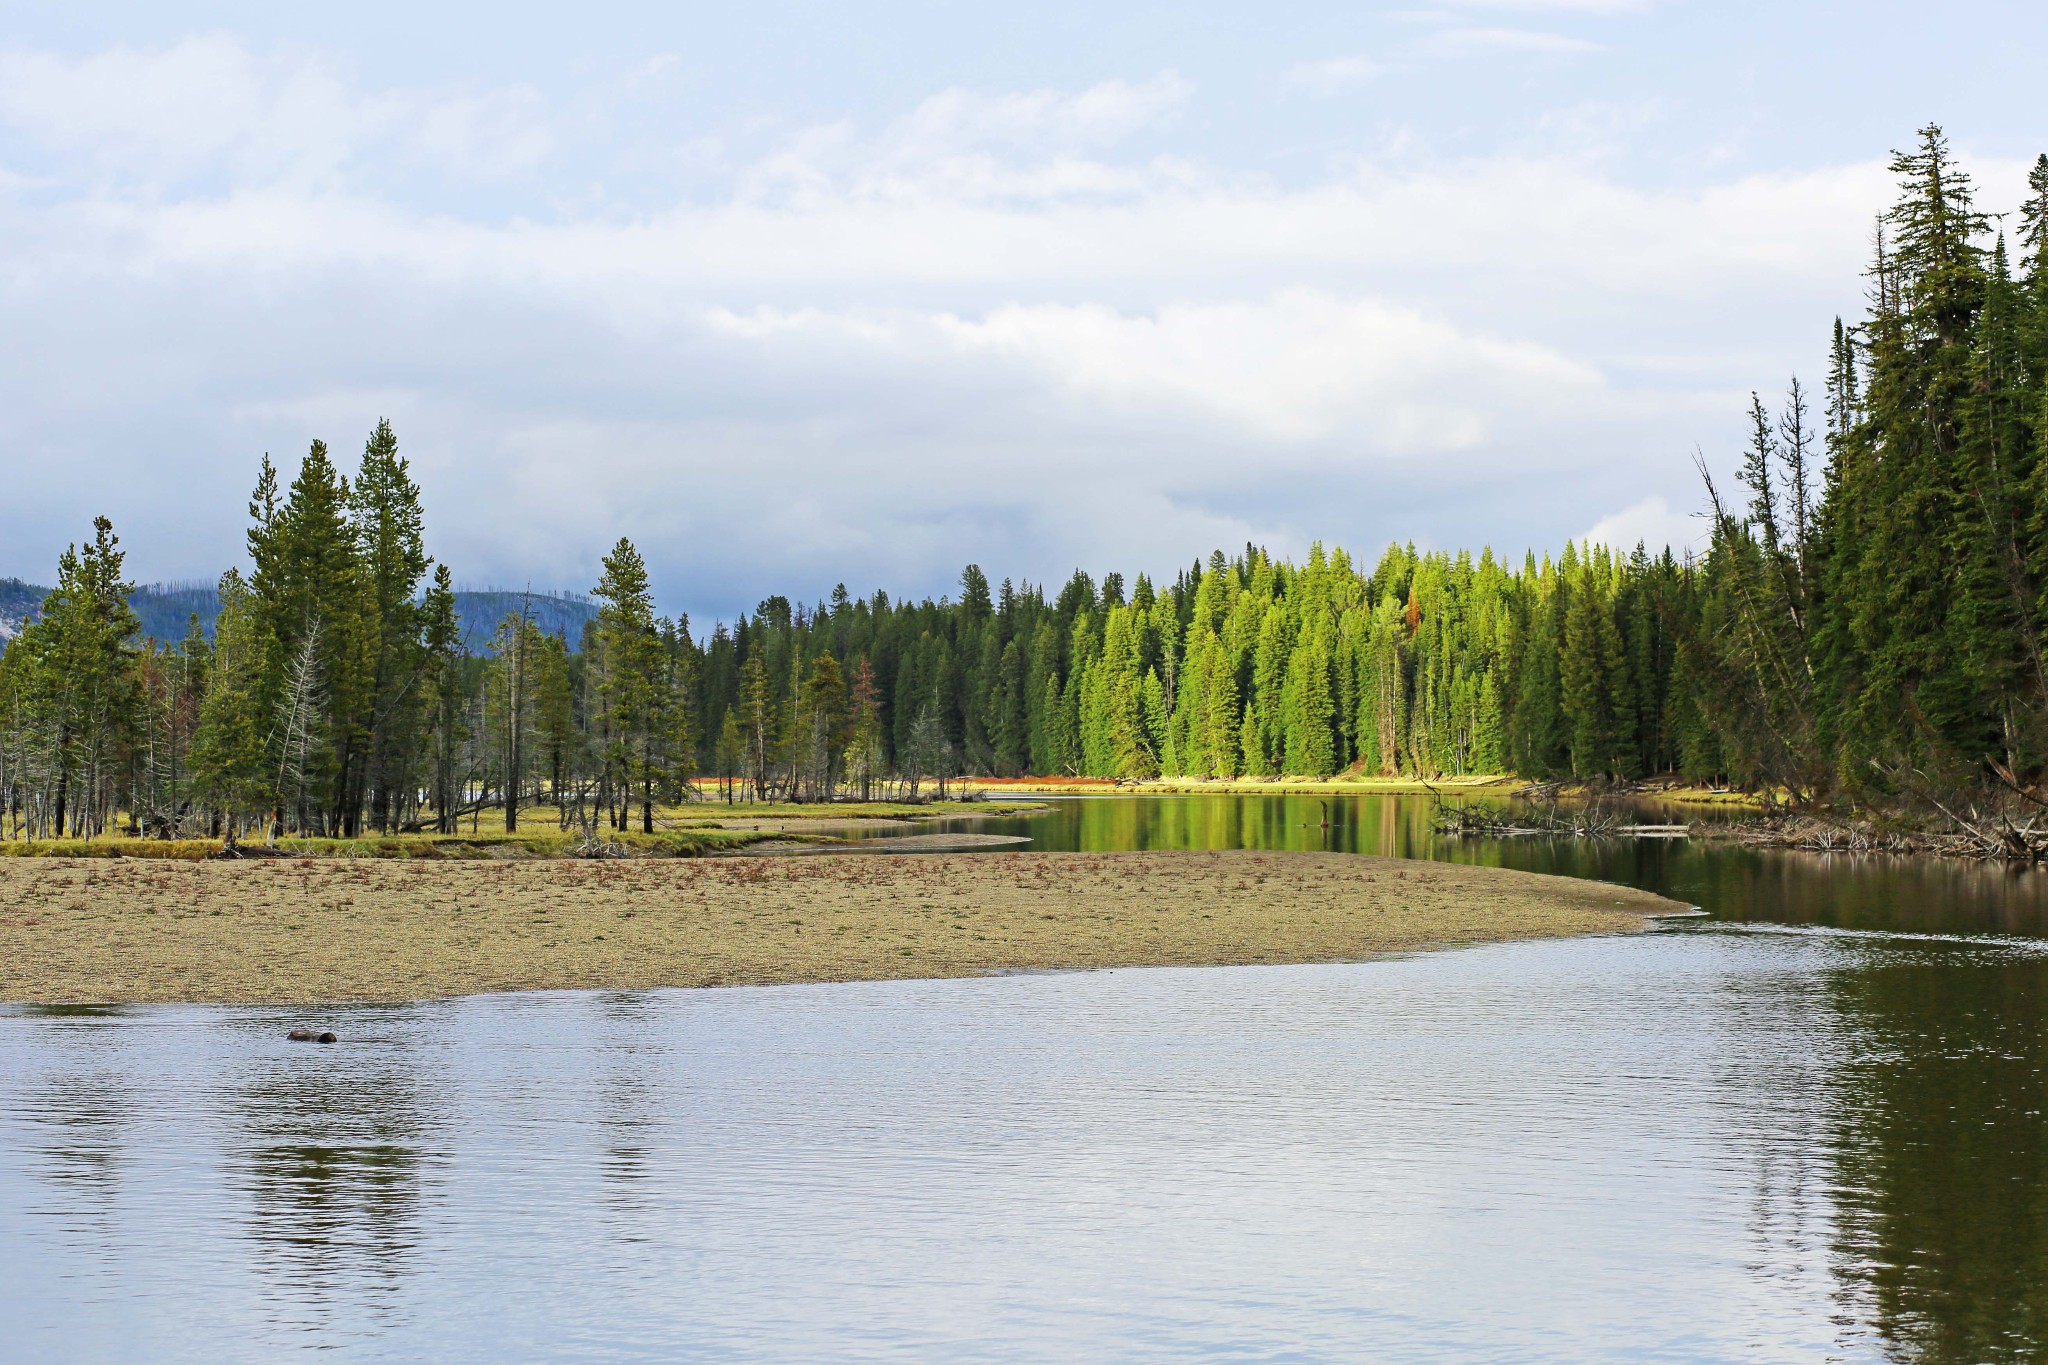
[2,126,2045,841]
[0,579,42,641]
[0,578,594,653]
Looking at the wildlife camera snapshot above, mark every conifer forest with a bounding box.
[4,127,2047,840]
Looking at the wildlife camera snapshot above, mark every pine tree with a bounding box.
[486,605,542,830]
[796,651,849,800]
[592,538,662,830]
[1844,126,1995,779]
[191,570,269,838]
[845,657,886,799]
[1559,560,1633,779]
[738,653,774,801]
[350,419,432,832]
[247,442,362,833]
[16,519,142,837]
[1471,670,1506,774]
[420,566,465,833]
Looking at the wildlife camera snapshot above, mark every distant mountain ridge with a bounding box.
[0,578,40,642]
[441,590,601,651]
[0,578,598,653]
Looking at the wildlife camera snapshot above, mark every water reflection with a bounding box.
[1823,946,2048,1363]
[231,1061,436,1305]
[592,994,665,1216]
[18,1019,137,1213]
[4,797,2048,1360]
[960,792,2048,935]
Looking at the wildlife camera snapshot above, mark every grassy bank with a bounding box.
[0,850,1688,1004]
[968,775,1524,795]
[968,775,1762,806]
[0,800,1043,860]
[677,799,1042,819]
[0,828,777,861]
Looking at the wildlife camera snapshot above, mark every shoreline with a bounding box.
[0,850,1689,1005]
[963,775,1756,805]
[0,800,1044,861]
[0,784,1765,863]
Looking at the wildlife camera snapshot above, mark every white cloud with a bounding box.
[403,87,554,180]
[1419,27,1605,56]
[0,37,553,189]
[882,73,1193,165]
[51,147,1892,316]
[934,291,1602,444]
[718,73,1193,208]
[1581,495,1706,556]
[4,34,2007,613]
[1433,0,1648,13]
[1284,56,1385,96]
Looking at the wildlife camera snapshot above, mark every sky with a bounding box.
[3,1,2045,622]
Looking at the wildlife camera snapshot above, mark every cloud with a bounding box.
[0,36,553,190]
[934,292,1602,444]
[1284,56,1385,97]
[1581,495,1706,556]
[1418,27,1605,56]
[897,73,1194,149]
[1433,0,1648,12]
[719,72,1194,207]
[1,34,1992,617]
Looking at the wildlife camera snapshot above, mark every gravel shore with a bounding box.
[0,850,1689,1004]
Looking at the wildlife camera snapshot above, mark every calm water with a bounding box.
[6,794,2048,1362]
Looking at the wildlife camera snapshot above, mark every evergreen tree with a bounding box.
[420,565,465,833]
[350,419,432,832]
[190,569,271,837]
[11,519,142,837]
[592,538,663,831]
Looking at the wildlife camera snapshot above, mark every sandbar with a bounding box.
[0,850,1690,1004]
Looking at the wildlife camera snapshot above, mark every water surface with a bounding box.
[6,793,2048,1362]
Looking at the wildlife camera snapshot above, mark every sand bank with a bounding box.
[0,851,1689,1004]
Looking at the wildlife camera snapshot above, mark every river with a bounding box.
[4,793,2046,1362]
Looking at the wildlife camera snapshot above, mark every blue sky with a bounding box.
[3,1,2044,619]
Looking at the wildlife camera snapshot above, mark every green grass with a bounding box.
[677,799,1040,819]
[0,796,1034,860]
[0,828,776,861]
[987,776,1522,795]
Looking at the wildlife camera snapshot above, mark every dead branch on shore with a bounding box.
[1708,810,2048,862]
[1432,796,1651,839]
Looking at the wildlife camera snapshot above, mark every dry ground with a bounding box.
[0,851,1689,1004]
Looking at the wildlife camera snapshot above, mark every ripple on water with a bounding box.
[5,923,2042,1363]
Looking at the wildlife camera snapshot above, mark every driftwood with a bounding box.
[205,839,291,859]
[1709,811,2048,862]
[1432,796,1652,839]
[1439,764,2048,864]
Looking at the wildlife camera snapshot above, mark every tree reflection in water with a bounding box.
[6,796,2048,1361]
[228,1017,442,1328]
[594,993,664,1219]
[18,1006,141,1234]
[1825,948,2048,1364]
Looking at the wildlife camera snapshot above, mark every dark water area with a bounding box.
[6,794,2048,1361]
[947,790,2048,937]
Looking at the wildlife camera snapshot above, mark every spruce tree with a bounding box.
[349,419,431,832]
[592,538,662,830]
[190,570,269,838]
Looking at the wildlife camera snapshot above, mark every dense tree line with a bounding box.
[0,445,1716,839]
[1697,127,2048,813]
[3,126,2043,839]
[686,540,1705,798]
[0,426,696,840]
